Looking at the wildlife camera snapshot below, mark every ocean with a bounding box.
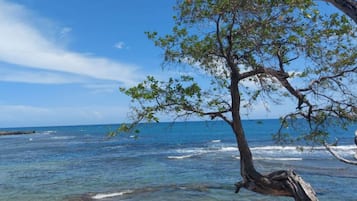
[0,120,356,201]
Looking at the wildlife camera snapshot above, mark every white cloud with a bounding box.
[84,83,120,93]
[0,66,89,84]
[114,41,125,49]
[0,0,142,86]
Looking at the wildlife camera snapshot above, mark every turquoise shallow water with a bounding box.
[0,120,356,201]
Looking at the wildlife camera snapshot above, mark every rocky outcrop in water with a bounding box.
[0,130,35,136]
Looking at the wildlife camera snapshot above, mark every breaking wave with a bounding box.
[167,154,195,159]
[168,144,356,160]
[92,190,134,200]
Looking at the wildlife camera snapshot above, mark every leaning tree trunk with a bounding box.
[324,0,357,23]
[230,72,318,201]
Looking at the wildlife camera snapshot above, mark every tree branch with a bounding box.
[262,67,312,111]
[298,66,357,92]
[239,67,266,81]
[324,0,357,23]
[323,141,357,165]
[215,15,226,59]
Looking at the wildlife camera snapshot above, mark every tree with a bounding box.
[322,0,357,165]
[324,0,357,23]
[119,0,356,200]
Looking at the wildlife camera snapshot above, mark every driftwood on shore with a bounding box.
[0,130,36,136]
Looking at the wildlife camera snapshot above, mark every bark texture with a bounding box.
[232,124,319,201]
[235,170,318,201]
[230,72,318,201]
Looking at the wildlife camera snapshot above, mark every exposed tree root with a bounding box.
[235,169,318,201]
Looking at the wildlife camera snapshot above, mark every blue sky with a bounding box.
[0,0,343,128]
[0,0,177,127]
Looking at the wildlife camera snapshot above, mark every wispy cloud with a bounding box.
[84,83,120,93]
[0,65,90,84]
[0,0,142,86]
[114,41,126,49]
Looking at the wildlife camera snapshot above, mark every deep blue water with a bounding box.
[0,120,356,201]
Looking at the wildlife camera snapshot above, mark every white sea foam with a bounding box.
[254,157,303,161]
[171,144,357,160]
[251,145,356,151]
[252,146,290,150]
[176,148,211,154]
[168,154,195,159]
[92,190,134,199]
[234,156,303,161]
[51,136,75,140]
[258,145,356,155]
[219,147,237,152]
[326,145,356,150]
[211,140,221,143]
[176,146,236,155]
[42,130,56,135]
[320,145,356,155]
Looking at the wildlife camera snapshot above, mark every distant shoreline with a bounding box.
[0,130,36,136]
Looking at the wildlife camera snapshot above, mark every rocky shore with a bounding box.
[0,130,36,136]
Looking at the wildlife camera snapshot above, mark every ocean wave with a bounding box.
[41,130,56,135]
[255,157,303,161]
[50,136,76,140]
[251,145,356,155]
[251,145,356,151]
[234,156,303,161]
[176,147,213,154]
[322,145,356,151]
[90,184,221,200]
[167,154,195,159]
[171,144,357,160]
[92,190,134,199]
[219,147,237,152]
[251,146,298,151]
[168,146,234,159]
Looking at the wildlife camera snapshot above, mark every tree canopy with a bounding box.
[122,0,356,142]
[119,0,356,200]
[325,0,357,23]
